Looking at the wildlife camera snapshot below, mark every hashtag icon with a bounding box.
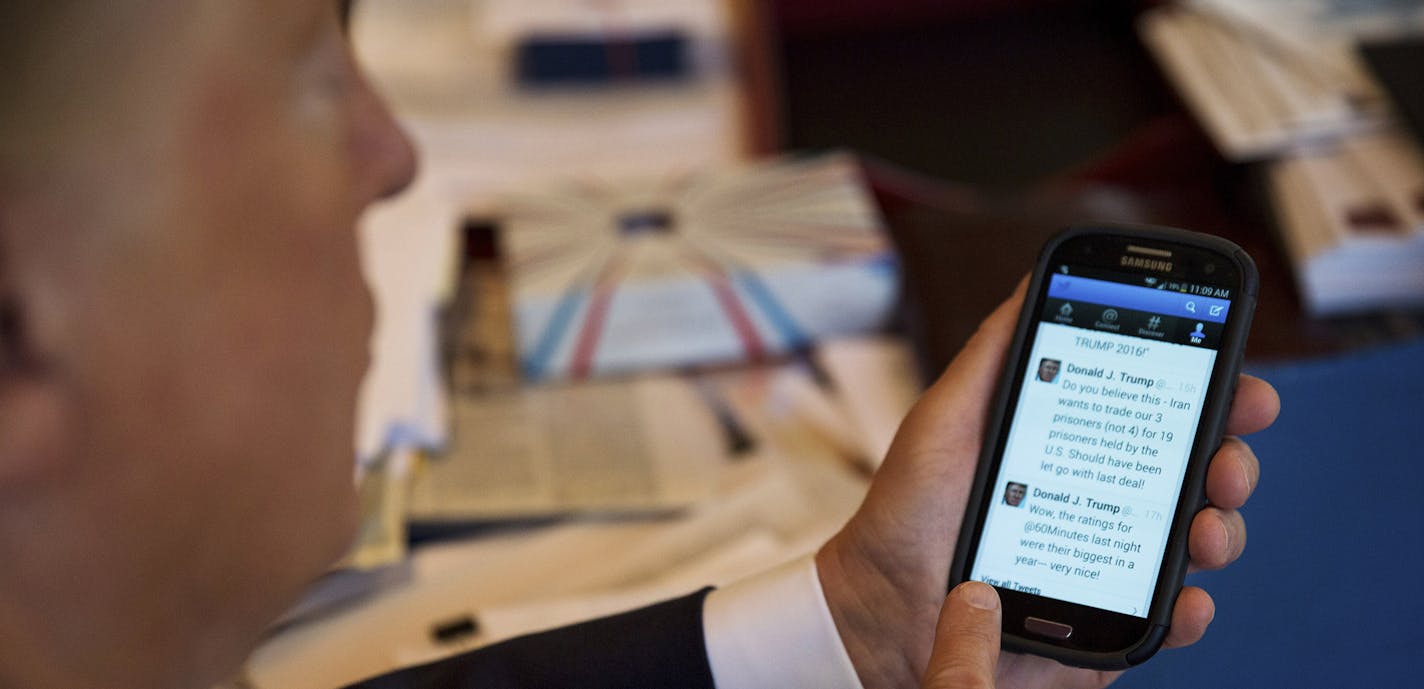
[1147,316,1161,329]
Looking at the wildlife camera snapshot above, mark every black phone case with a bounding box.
[947,222,1258,669]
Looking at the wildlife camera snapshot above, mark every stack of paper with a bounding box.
[1269,131,1424,315]
[1141,2,1424,314]
[1190,0,1424,101]
[500,152,899,381]
[239,366,878,689]
[1139,4,1393,160]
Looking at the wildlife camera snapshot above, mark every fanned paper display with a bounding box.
[498,153,898,381]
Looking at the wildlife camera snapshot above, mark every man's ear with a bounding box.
[0,235,69,486]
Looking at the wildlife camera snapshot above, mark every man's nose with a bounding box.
[351,69,418,203]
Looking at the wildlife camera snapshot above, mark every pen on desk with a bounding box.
[689,374,757,459]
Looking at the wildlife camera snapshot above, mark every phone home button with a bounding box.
[1024,616,1074,639]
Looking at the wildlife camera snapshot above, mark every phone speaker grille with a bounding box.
[1126,245,1173,258]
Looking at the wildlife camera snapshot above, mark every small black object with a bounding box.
[515,31,688,86]
[431,615,481,645]
[617,209,676,237]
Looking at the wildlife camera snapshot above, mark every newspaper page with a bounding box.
[407,229,729,520]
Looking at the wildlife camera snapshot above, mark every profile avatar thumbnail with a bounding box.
[1037,358,1061,383]
[1004,481,1028,507]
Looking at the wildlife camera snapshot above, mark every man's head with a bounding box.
[1037,358,1060,383]
[0,3,415,688]
[1004,482,1027,507]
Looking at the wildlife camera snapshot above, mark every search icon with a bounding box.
[1185,301,1197,313]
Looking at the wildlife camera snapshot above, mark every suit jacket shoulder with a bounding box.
[343,588,715,689]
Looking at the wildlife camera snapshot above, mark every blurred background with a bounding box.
[229,1,1424,687]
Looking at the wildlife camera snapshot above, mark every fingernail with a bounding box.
[958,582,999,610]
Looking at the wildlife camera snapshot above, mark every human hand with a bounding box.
[816,279,1279,689]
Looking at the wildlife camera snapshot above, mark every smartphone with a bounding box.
[949,223,1257,669]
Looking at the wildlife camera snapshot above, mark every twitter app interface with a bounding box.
[969,272,1230,617]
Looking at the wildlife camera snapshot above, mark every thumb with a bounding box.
[922,582,1002,689]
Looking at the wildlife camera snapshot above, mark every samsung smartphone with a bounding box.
[949,224,1257,669]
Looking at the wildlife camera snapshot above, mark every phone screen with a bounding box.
[968,268,1234,617]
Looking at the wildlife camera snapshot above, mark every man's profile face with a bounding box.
[0,3,415,686]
